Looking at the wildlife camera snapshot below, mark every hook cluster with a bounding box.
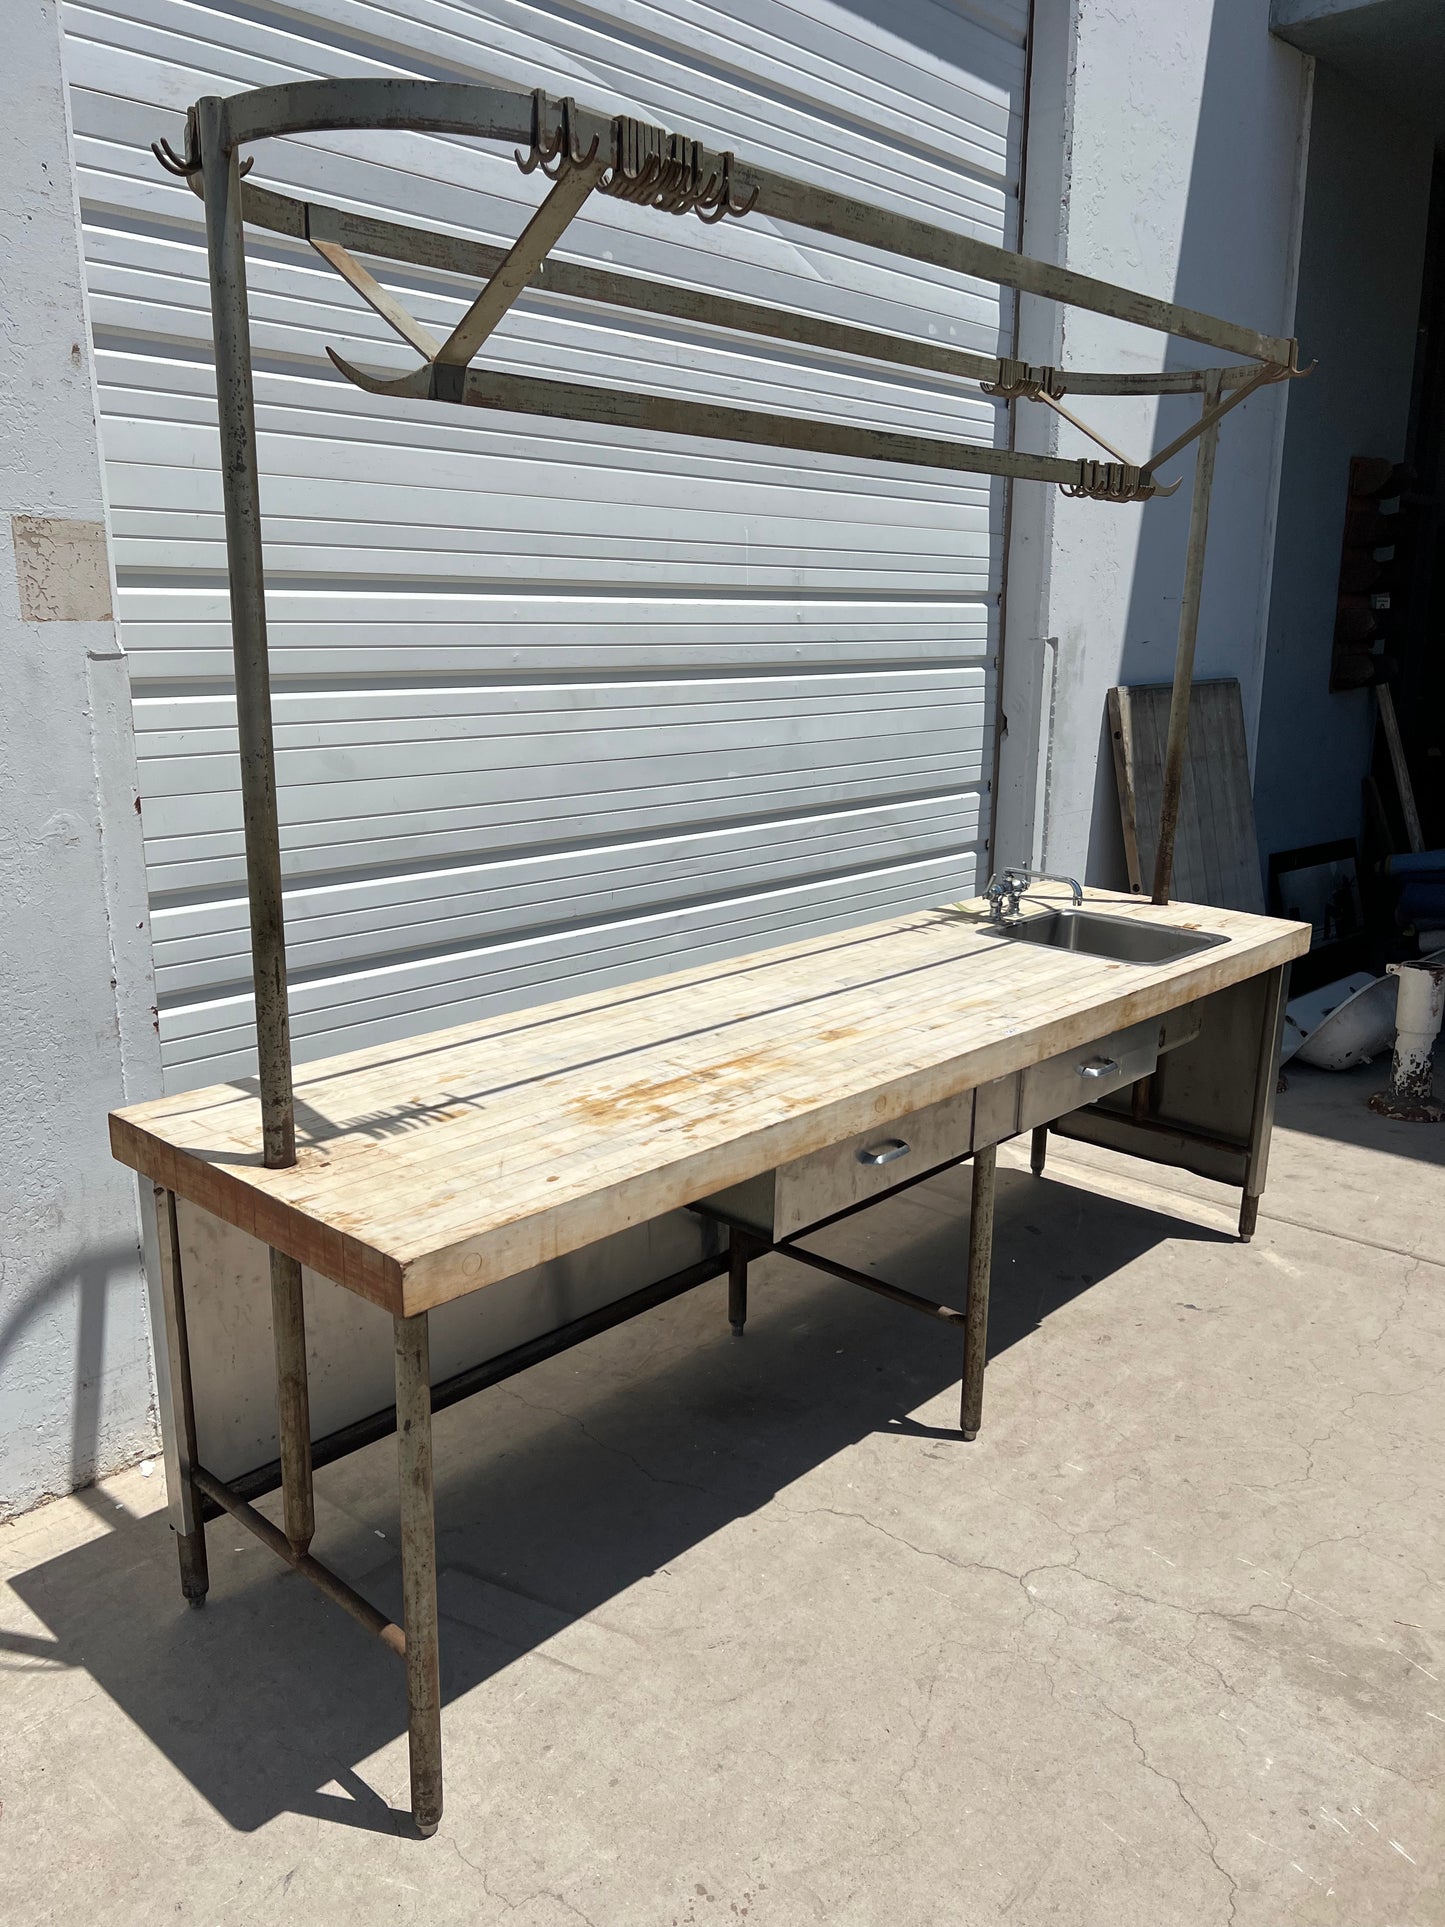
[1060,460,1155,503]
[981,358,1066,402]
[604,115,757,221]
[516,90,757,223]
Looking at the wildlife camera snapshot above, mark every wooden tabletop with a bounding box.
[111,891,1309,1315]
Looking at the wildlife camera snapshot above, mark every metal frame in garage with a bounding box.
[141,76,1308,1834]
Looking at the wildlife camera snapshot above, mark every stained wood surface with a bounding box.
[110,890,1308,1315]
[1108,680,1265,912]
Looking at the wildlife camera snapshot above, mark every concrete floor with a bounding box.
[2,1059,1441,1926]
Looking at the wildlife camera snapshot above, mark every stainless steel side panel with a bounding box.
[1050,972,1285,1194]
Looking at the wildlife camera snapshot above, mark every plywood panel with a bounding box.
[1109,680,1265,912]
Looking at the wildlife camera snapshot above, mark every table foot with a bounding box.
[178,1524,209,1606]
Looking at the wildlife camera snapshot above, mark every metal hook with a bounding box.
[514,90,561,175]
[515,92,599,179]
[694,166,759,223]
[151,136,252,180]
[151,138,194,177]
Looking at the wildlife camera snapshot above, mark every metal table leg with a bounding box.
[1152,371,1223,907]
[395,1312,442,1836]
[728,1226,754,1337]
[1029,1125,1048,1175]
[151,1185,209,1606]
[269,1250,314,1557]
[960,1144,997,1440]
[1238,962,1291,1242]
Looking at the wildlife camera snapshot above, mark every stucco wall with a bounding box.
[997,0,1312,888]
[0,0,162,1515]
[1252,64,1433,865]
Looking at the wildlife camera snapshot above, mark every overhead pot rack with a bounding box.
[151,72,1310,1175]
[155,79,1306,500]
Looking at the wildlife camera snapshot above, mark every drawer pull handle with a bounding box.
[857,1138,911,1167]
[1078,1057,1119,1081]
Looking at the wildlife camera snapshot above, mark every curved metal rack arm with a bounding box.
[179,78,1297,369]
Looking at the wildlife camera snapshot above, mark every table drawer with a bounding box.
[773,1090,974,1238]
[1017,1018,1160,1135]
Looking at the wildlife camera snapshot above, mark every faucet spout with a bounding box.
[984,867,1083,923]
[1029,870,1084,907]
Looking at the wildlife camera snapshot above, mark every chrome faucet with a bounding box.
[984,866,1084,924]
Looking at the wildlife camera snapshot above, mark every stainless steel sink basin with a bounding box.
[990,909,1227,965]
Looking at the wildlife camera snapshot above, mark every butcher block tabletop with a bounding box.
[110,890,1309,1315]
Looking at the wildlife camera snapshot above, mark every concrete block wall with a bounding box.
[0,0,162,1516]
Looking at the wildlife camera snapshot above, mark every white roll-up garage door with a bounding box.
[63,0,1027,1089]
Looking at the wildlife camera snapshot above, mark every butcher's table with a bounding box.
[110,888,1309,1833]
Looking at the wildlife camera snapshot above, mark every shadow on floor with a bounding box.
[1277,1059,1445,1166]
[6,1165,1230,1836]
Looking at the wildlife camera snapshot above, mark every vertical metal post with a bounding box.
[1238,962,1291,1242]
[395,1312,442,1837]
[196,96,295,1168]
[1151,369,1224,906]
[151,1186,209,1605]
[198,100,315,1555]
[960,1144,997,1440]
[728,1227,753,1337]
[1029,1125,1048,1175]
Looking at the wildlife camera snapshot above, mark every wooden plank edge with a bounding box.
[108,1111,406,1314]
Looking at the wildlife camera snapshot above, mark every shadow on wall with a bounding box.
[0,1240,153,1519]
[5,1165,1226,1834]
[1251,64,1434,865]
[1052,0,1310,890]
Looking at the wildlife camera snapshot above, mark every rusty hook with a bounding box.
[596,116,755,222]
[515,92,599,180]
[151,136,252,180]
[693,157,758,224]
[515,90,562,175]
[151,137,195,177]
